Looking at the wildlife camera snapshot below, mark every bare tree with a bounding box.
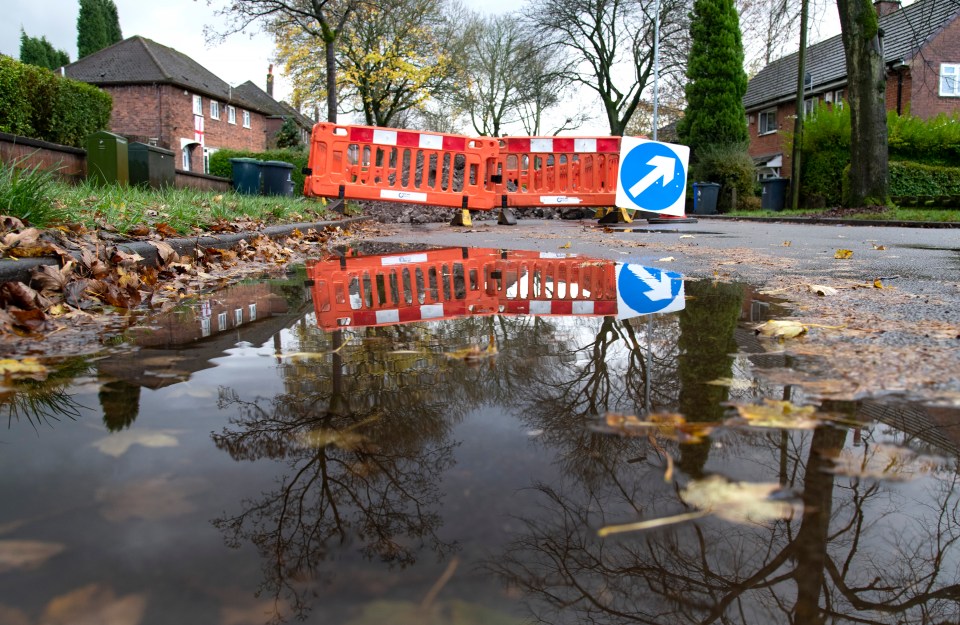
[524,0,691,136]
[209,0,361,123]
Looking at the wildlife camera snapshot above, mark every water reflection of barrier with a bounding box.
[307,248,625,330]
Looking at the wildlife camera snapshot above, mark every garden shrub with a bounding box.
[0,56,111,147]
[209,148,309,195]
[688,142,755,211]
[889,161,960,198]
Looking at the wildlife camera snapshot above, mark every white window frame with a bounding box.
[227,105,237,125]
[803,98,816,117]
[834,89,845,108]
[193,94,202,116]
[758,108,777,135]
[210,100,220,120]
[242,110,251,128]
[940,63,960,97]
[181,145,191,171]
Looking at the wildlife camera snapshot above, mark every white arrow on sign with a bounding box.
[628,265,673,301]
[628,155,676,196]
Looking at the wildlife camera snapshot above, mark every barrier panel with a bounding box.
[304,123,500,210]
[304,123,629,212]
[308,248,620,330]
[491,137,621,209]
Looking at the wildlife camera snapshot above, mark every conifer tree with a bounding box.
[677,0,748,150]
[20,30,70,70]
[77,0,122,59]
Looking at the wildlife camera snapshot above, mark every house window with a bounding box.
[940,64,960,96]
[217,311,227,331]
[803,98,816,117]
[182,145,191,171]
[193,95,202,116]
[203,147,217,175]
[834,89,845,108]
[758,108,777,135]
[242,110,251,128]
[227,106,236,124]
[234,308,244,325]
[210,101,220,120]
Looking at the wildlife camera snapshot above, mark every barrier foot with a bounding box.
[451,209,473,227]
[597,207,634,224]
[594,207,614,219]
[646,213,698,224]
[498,208,518,226]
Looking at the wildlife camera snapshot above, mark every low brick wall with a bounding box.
[0,132,86,182]
[1,132,232,192]
[175,169,232,192]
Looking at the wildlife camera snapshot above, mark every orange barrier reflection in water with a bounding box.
[307,248,619,331]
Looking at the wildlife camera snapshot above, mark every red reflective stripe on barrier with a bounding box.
[505,138,530,153]
[552,138,574,152]
[350,127,373,142]
[396,131,420,147]
[595,301,617,315]
[443,136,466,151]
[597,138,620,152]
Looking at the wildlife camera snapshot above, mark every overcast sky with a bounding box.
[1,0,522,109]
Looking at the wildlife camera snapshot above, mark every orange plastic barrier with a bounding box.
[304,123,500,210]
[304,124,628,211]
[490,137,621,209]
[308,248,619,330]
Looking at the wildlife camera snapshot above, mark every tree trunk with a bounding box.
[325,37,337,123]
[836,0,888,206]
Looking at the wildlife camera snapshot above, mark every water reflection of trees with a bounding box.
[212,323,471,622]
[488,420,960,624]
[0,357,90,433]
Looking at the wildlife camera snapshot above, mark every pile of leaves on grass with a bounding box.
[0,214,363,356]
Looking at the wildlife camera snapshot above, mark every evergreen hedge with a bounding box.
[0,56,111,148]
[800,105,960,205]
[209,148,309,196]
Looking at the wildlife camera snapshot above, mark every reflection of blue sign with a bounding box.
[615,138,689,216]
[616,263,685,318]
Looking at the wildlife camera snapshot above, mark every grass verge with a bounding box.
[724,207,960,222]
[1,160,328,233]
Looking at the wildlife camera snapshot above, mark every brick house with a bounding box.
[743,0,960,180]
[63,36,312,174]
[233,70,314,149]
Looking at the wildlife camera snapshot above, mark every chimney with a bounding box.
[874,0,900,16]
[266,64,274,98]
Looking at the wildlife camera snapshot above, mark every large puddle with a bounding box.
[2,244,959,625]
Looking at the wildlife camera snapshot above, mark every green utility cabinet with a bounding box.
[86,131,129,186]
[128,142,175,189]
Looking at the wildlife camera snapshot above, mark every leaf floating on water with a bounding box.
[807,283,838,297]
[91,429,180,457]
[782,241,792,247]
[0,540,65,573]
[829,444,949,481]
[598,476,796,536]
[0,358,48,380]
[300,428,367,451]
[681,475,796,524]
[96,475,206,522]
[727,399,819,429]
[874,278,884,289]
[445,334,497,362]
[834,249,854,259]
[755,319,806,339]
[872,243,886,250]
[41,583,147,625]
[706,377,756,391]
[601,412,714,444]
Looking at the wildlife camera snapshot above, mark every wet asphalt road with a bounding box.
[374,217,960,287]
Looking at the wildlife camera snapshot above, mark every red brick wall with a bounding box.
[907,18,960,118]
[885,68,912,115]
[105,84,270,173]
[747,100,797,175]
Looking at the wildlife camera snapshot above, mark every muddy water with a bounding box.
[1,245,959,625]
